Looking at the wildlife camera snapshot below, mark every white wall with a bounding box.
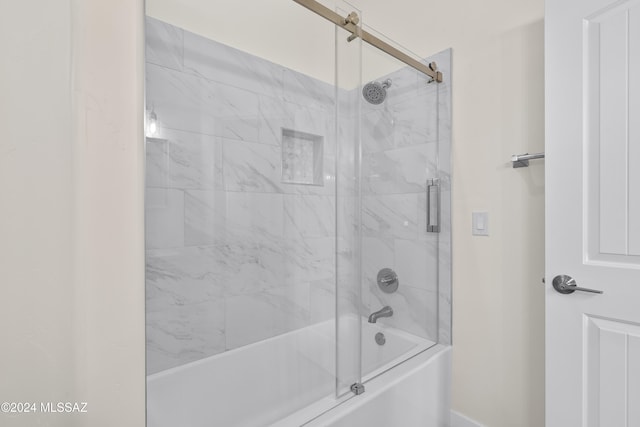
[0,1,145,426]
[70,1,146,425]
[1,4,75,425]
[147,1,546,426]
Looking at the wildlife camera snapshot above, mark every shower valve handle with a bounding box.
[380,274,396,284]
[377,268,399,293]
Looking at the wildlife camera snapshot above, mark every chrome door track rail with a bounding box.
[292,0,443,83]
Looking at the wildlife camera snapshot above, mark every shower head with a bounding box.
[362,79,392,105]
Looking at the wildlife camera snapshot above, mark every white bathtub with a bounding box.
[301,345,451,427]
[147,317,451,427]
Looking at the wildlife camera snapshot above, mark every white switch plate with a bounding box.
[472,212,489,236]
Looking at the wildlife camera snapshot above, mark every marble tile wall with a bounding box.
[145,17,338,374]
[145,14,452,374]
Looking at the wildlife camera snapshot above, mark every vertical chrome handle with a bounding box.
[426,178,441,233]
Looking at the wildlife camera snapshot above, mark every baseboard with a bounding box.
[451,410,484,427]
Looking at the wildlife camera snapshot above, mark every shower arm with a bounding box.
[292,0,443,83]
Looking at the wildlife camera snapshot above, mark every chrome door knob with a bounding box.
[552,275,603,295]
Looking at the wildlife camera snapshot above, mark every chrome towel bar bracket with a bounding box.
[511,152,545,168]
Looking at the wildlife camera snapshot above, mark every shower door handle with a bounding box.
[426,179,440,233]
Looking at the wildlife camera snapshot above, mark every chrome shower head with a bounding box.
[362,79,392,105]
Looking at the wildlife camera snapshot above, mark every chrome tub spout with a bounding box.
[368,306,393,323]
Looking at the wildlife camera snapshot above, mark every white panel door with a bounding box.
[546,0,640,425]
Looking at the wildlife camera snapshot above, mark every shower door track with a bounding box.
[292,0,443,83]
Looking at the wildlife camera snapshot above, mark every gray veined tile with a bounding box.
[336,89,361,120]
[335,119,359,194]
[225,284,311,350]
[438,290,452,345]
[213,191,287,296]
[146,63,260,140]
[184,190,226,246]
[335,236,368,316]
[146,274,222,320]
[146,129,222,190]
[391,95,438,148]
[362,144,438,195]
[183,29,284,100]
[289,105,334,150]
[145,17,184,71]
[437,239,452,345]
[215,83,261,142]
[146,298,225,374]
[146,64,209,134]
[362,194,420,240]
[394,238,438,292]
[283,68,335,112]
[145,137,170,188]
[146,238,284,300]
[309,279,336,324]
[335,195,358,239]
[283,237,335,284]
[145,188,184,250]
[145,245,226,374]
[438,138,452,178]
[284,194,335,239]
[222,139,283,193]
[224,191,284,241]
[258,95,294,146]
[212,239,286,296]
[145,246,225,305]
[217,100,261,142]
[362,109,396,153]
[437,240,452,294]
[361,236,395,285]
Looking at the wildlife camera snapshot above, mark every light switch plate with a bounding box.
[472,212,489,236]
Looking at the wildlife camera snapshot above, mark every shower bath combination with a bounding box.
[144,0,451,425]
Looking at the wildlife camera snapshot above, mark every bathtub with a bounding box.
[147,317,451,427]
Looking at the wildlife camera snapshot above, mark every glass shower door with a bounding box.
[333,6,450,394]
[357,30,447,381]
[334,0,363,398]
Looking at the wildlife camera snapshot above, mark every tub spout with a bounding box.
[368,306,393,323]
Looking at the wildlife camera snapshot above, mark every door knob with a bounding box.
[552,275,603,295]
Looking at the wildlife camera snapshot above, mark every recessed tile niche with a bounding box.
[281,128,324,186]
